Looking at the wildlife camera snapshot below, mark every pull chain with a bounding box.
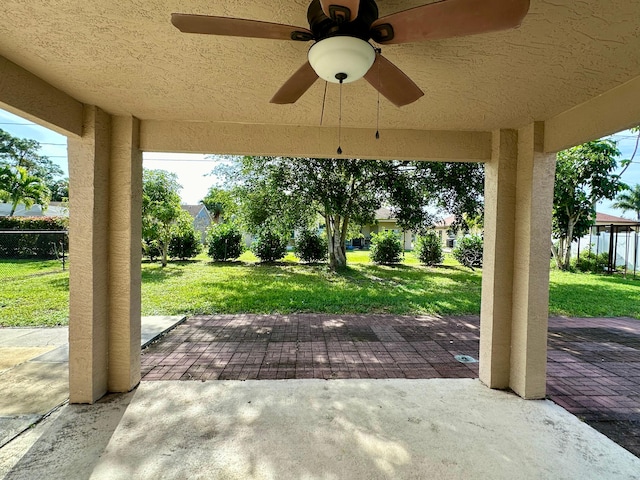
[375,48,381,140]
[337,76,345,154]
[320,81,328,125]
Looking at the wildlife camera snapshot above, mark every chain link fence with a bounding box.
[0,230,68,280]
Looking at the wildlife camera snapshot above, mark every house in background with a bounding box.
[353,207,413,250]
[0,201,68,218]
[180,204,213,243]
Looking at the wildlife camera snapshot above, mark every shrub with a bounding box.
[573,250,609,273]
[251,229,288,262]
[142,239,161,261]
[169,213,202,260]
[369,230,403,264]
[294,230,327,263]
[0,216,68,259]
[207,222,244,261]
[452,235,483,269]
[415,231,443,266]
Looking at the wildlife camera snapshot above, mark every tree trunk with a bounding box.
[9,199,18,216]
[563,219,575,270]
[550,242,561,270]
[326,214,347,270]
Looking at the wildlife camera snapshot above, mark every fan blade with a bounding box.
[371,0,530,44]
[364,54,423,107]
[171,14,314,41]
[271,61,319,104]
[319,0,360,22]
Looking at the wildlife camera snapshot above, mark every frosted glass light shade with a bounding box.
[308,36,375,84]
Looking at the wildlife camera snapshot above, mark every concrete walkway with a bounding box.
[0,316,185,453]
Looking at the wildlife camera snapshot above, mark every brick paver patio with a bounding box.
[141,314,640,457]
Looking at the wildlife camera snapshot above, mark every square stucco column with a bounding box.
[479,123,556,399]
[68,106,142,403]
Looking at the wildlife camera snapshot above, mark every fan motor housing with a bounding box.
[307,0,379,41]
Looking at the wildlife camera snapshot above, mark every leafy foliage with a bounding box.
[213,156,484,269]
[0,216,68,258]
[613,184,640,221]
[552,140,625,270]
[0,128,63,196]
[142,169,183,267]
[206,222,244,261]
[0,166,50,215]
[168,210,202,260]
[572,250,609,274]
[414,231,443,266]
[452,235,483,270]
[201,186,236,223]
[294,229,328,263]
[369,230,403,264]
[251,229,288,263]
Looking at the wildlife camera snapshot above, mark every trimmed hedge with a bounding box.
[0,216,68,259]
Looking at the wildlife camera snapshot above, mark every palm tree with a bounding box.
[0,166,50,216]
[613,184,640,221]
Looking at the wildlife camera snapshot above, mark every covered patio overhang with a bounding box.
[0,0,639,405]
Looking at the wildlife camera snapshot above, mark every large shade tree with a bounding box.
[0,128,64,192]
[142,169,183,267]
[551,140,626,270]
[216,156,484,269]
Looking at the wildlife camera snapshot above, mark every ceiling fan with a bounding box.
[171,0,530,107]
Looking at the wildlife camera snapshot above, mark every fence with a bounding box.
[0,230,68,280]
[574,224,640,277]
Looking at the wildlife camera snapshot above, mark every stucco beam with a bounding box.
[0,55,83,137]
[140,121,491,162]
[544,75,640,153]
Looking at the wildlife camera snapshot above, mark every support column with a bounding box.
[108,116,142,392]
[479,123,556,399]
[68,106,142,403]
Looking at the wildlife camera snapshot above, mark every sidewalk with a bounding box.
[0,316,185,449]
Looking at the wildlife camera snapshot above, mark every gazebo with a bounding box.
[0,0,638,406]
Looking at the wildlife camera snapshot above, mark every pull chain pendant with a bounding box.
[336,73,346,155]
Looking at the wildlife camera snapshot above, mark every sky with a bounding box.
[1,108,639,215]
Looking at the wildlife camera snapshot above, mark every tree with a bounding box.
[142,169,183,267]
[0,129,64,190]
[49,178,69,202]
[201,187,236,223]
[551,140,625,270]
[613,184,640,221]
[0,166,50,216]
[216,156,484,270]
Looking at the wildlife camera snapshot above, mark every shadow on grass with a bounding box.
[171,261,482,316]
[142,266,186,283]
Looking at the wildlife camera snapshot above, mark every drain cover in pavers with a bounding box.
[0,347,56,373]
[0,362,68,416]
[0,415,41,448]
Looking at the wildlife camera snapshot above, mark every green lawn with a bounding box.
[1,251,639,327]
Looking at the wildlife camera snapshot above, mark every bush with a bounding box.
[415,231,443,266]
[452,235,483,269]
[169,214,202,260]
[251,229,288,262]
[294,230,327,263]
[573,250,609,273]
[142,239,161,261]
[0,216,68,259]
[207,223,244,261]
[369,230,403,264]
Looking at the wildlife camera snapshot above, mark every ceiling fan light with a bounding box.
[308,36,375,84]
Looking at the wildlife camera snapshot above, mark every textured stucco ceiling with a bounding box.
[0,0,639,131]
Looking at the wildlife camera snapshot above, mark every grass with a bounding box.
[1,251,639,327]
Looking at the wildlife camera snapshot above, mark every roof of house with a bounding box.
[181,204,210,219]
[595,212,640,225]
[0,202,68,217]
